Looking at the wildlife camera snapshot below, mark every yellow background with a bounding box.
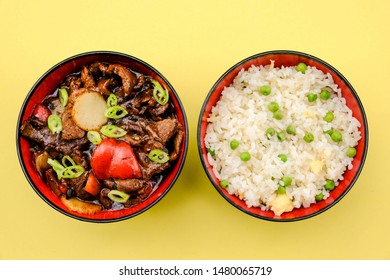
[1,0,389,260]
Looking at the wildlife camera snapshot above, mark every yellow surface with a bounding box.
[0,0,389,260]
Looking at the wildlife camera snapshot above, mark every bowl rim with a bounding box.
[16,50,189,223]
[197,49,369,222]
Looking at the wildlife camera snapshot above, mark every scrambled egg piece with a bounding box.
[310,160,324,175]
[268,194,294,216]
[303,109,315,118]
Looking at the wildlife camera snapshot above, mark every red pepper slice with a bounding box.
[90,138,142,180]
[33,104,51,122]
[83,172,101,196]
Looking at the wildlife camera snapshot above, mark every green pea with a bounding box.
[277,185,286,194]
[220,180,229,188]
[324,129,334,136]
[207,148,215,157]
[265,127,276,138]
[320,89,331,100]
[323,111,334,123]
[307,93,318,102]
[268,102,279,112]
[331,131,342,142]
[296,62,308,73]
[230,139,239,150]
[278,154,287,163]
[259,85,271,96]
[347,147,357,158]
[240,151,251,162]
[282,176,293,187]
[273,110,283,120]
[315,193,324,201]
[324,179,335,191]
[277,132,286,142]
[303,132,314,143]
[286,125,296,135]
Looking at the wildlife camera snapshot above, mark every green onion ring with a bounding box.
[148,149,170,163]
[87,131,102,145]
[104,105,128,119]
[47,114,62,134]
[59,88,68,107]
[47,156,85,179]
[47,158,65,178]
[60,165,85,179]
[100,124,127,138]
[151,80,169,105]
[61,155,76,168]
[106,93,118,107]
[108,190,130,203]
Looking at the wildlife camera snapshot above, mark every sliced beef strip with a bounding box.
[81,66,96,89]
[61,104,85,140]
[120,134,143,147]
[97,77,118,98]
[170,124,184,162]
[137,151,170,181]
[20,117,88,155]
[99,188,113,209]
[70,149,89,169]
[62,75,82,92]
[123,184,154,208]
[124,197,142,208]
[144,123,160,140]
[137,183,154,200]
[131,88,153,108]
[102,179,115,189]
[133,74,145,91]
[155,118,178,144]
[106,64,137,97]
[149,103,170,120]
[114,179,146,193]
[142,137,165,152]
[116,118,144,134]
[66,171,93,201]
[88,62,106,76]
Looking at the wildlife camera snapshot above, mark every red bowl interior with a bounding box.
[198,50,368,221]
[17,51,188,222]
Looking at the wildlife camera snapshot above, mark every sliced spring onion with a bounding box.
[148,149,170,163]
[106,93,118,107]
[47,158,65,178]
[59,88,68,107]
[100,124,127,138]
[151,79,169,105]
[47,156,84,179]
[47,114,62,134]
[60,165,85,179]
[104,105,128,119]
[108,190,130,203]
[207,148,215,157]
[87,131,102,145]
[61,155,76,167]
